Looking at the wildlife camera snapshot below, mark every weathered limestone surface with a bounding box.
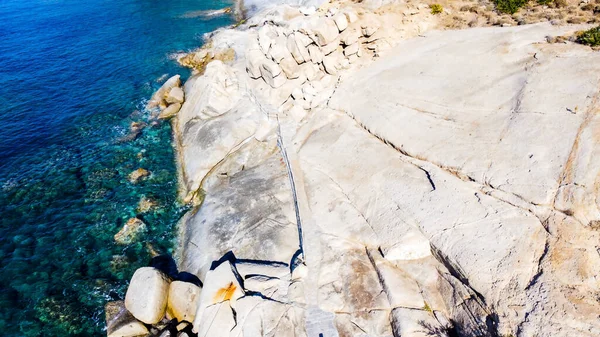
[169,2,600,335]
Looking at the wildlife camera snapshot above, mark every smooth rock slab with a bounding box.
[125,267,171,324]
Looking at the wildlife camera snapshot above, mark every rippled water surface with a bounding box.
[0,0,233,335]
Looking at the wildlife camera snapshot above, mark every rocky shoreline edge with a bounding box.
[106,0,600,336]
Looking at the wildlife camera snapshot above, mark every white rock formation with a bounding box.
[158,102,181,120]
[167,281,201,323]
[124,267,171,324]
[166,1,600,336]
[148,74,181,108]
[165,86,184,104]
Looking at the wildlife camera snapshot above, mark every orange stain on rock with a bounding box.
[213,282,237,303]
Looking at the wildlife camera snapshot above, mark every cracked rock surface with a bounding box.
[162,2,600,336]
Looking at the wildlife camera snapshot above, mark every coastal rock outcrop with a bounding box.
[149,74,186,120]
[114,0,600,336]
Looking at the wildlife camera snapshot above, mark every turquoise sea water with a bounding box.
[0,0,233,335]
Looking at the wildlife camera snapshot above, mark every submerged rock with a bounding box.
[125,267,171,325]
[114,217,147,245]
[128,168,150,183]
[136,196,158,213]
[117,121,145,143]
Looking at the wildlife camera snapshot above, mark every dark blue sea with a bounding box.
[0,0,233,335]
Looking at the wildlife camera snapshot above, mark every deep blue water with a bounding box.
[0,0,233,335]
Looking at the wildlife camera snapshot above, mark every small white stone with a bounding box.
[258,25,277,55]
[299,62,321,82]
[320,36,341,56]
[361,21,380,37]
[340,58,350,69]
[260,59,285,88]
[308,44,324,64]
[158,103,182,120]
[287,33,311,64]
[268,35,291,63]
[246,49,266,79]
[167,281,201,323]
[302,83,317,97]
[344,10,359,23]
[323,53,340,75]
[333,14,348,32]
[299,6,317,16]
[280,57,301,79]
[340,28,360,46]
[344,42,359,57]
[291,87,304,100]
[289,104,308,122]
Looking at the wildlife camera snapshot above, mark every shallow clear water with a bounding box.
[0,0,233,335]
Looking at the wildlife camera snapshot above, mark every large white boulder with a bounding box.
[148,74,181,108]
[308,18,340,46]
[165,86,184,104]
[167,281,201,323]
[124,267,170,324]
